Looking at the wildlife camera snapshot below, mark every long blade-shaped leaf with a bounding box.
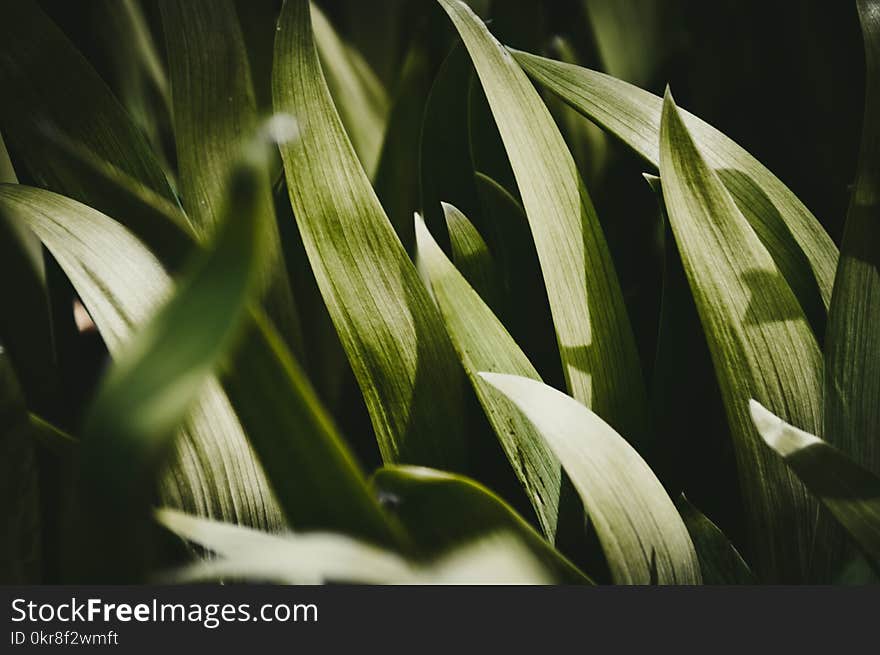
[77,145,273,580]
[415,213,559,538]
[442,204,502,312]
[750,401,880,567]
[0,2,175,204]
[480,373,700,584]
[438,0,649,443]
[221,312,402,547]
[272,0,466,467]
[0,182,398,547]
[160,0,304,357]
[513,49,837,328]
[372,466,589,583]
[81,145,269,511]
[659,91,826,582]
[0,184,279,532]
[158,509,552,584]
[310,2,389,178]
[824,0,880,477]
[677,496,754,585]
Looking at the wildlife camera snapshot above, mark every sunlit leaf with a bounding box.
[659,91,828,582]
[824,0,880,478]
[513,49,837,331]
[439,0,650,443]
[0,183,280,532]
[273,0,466,468]
[441,203,502,312]
[160,0,304,356]
[415,213,560,538]
[158,509,552,584]
[480,373,701,584]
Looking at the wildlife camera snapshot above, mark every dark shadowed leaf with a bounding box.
[0,2,175,204]
[0,349,41,583]
[273,0,466,468]
[677,496,754,585]
[415,214,559,537]
[160,0,304,357]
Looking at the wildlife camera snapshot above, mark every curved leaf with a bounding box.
[750,401,880,567]
[0,349,40,583]
[824,0,880,477]
[677,496,754,585]
[480,373,701,584]
[158,509,552,584]
[439,0,649,443]
[372,466,589,583]
[0,2,175,204]
[513,49,837,329]
[0,183,279,532]
[659,91,827,582]
[442,203,502,312]
[415,213,559,538]
[272,0,466,468]
[310,2,389,178]
[80,145,270,509]
[160,0,304,357]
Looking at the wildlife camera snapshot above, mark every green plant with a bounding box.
[0,0,877,585]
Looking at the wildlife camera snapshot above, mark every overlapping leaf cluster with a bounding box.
[0,0,877,584]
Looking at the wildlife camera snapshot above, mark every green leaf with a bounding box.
[824,0,880,478]
[160,0,304,357]
[372,466,590,583]
[439,0,649,443]
[677,496,754,585]
[513,49,837,330]
[419,45,481,252]
[310,2,389,178]
[0,176,399,551]
[0,348,40,583]
[750,401,880,567]
[0,183,280,532]
[441,203,502,312]
[373,39,433,252]
[659,91,827,582]
[33,129,193,271]
[80,143,270,512]
[0,195,56,415]
[98,0,173,162]
[472,172,562,389]
[220,312,403,547]
[157,508,553,584]
[273,0,466,468]
[415,213,559,538]
[0,2,175,204]
[480,373,701,584]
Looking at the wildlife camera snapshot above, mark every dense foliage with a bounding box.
[1,0,878,584]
